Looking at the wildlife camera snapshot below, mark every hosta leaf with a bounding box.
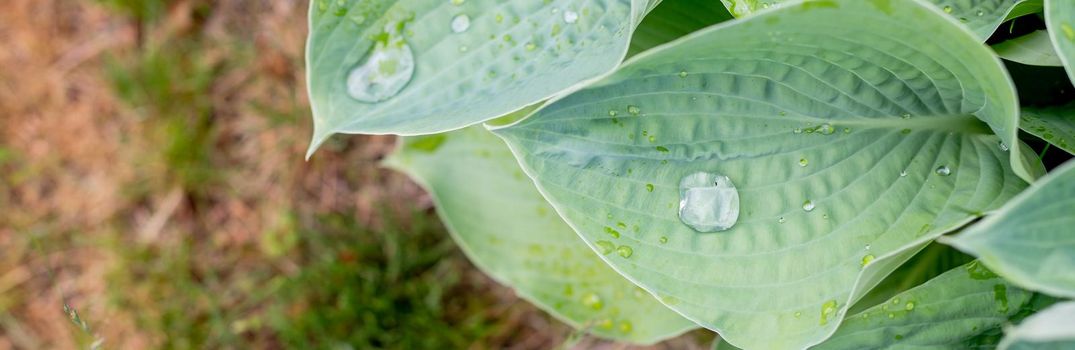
[384,126,696,343]
[493,0,1031,348]
[994,30,1064,67]
[816,261,1039,349]
[999,301,1075,350]
[1020,104,1075,154]
[628,0,733,57]
[305,0,658,155]
[1046,0,1075,85]
[943,160,1075,298]
[720,0,1038,41]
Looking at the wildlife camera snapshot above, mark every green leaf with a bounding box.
[816,261,1038,349]
[1046,0,1075,85]
[994,30,1064,67]
[999,301,1075,350]
[719,0,1038,41]
[384,126,696,343]
[493,0,1031,348]
[628,0,733,57]
[305,0,657,155]
[1020,104,1075,155]
[943,160,1075,299]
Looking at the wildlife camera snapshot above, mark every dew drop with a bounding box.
[778,217,786,224]
[525,42,537,51]
[901,113,911,119]
[645,183,655,192]
[458,45,468,52]
[595,240,615,255]
[678,172,740,232]
[627,105,641,115]
[603,226,620,238]
[899,170,908,177]
[582,292,603,310]
[450,0,465,5]
[802,200,815,212]
[618,320,633,334]
[998,141,1009,151]
[659,236,668,244]
[678,70,687,78]
[888,313,896,319]
[793,128,803,134]
[905,301,915,311]
[861,254,875,267]
[608,109,618,117]
[820,300,838,325]
[865,243,872,250]
[943,6,953,13]
[450,14,470,32]
[563,10,579,24]
[616,245,634,258]
[976,10,984,16]
[817,123,834,135]
[935,165,951,176]
[347,37,416,103]
[799,158,808,167]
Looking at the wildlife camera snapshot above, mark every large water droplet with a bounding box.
[563,10,579,24]
[935,165,951,176]
[347,38,415,103]
[678,172,740,232]
[450,14,470,33]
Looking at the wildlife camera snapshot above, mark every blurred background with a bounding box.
[0,0,712,348]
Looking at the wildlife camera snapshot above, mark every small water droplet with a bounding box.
[793,128,803,134]
[799,158,808,167]
[843,128,851,134]
[608,109,618,117]
[627,105,641,115]
[935,165,951,176]
[645,183,654,192]
[678,71,687,78]
[943,6,953,13]
[899,170,908,177]
[888,313,896,319]
[905,301,915,311]
[618,320,633,334]
[861,254,875,267]
[582,292,603,310]
[604,226,620,238]
[865,243,872,250]
[998,141,1009,151]
[458,45,468,52]
[648,135,657,143]
[659,236,668,244]
[901,113,911,119]
[616,245,633,258]
[595,240,615,255]
[347,35,415,103]
[778,217,786,224]
[817,124,834,135]
[901,128,912,134]
[802,200,815,212]
[563,10,579,24]
[678,172,740,232]
[655,146,669,153]
[820,300,838,325]
[450,14,470,33]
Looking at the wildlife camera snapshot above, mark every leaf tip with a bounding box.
[306,127,334,161]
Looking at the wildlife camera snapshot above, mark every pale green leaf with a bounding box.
[305,0,659,156]
[994,30,1064,67]
[384,126,696,343]
[1020,104,1075,155]
[943,160,1075,299]
[1046,0,1075,85]
[816,261,1039,349]
[628,0,733,57]
[493,0,1031,348]
[999,301,1075,350]
[720,0,1037,41]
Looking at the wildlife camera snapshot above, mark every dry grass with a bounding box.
[0,1,709,349]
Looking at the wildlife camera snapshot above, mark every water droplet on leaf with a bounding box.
[799,158,808,167]
[347,37,415,103]
[563,10,579,24]
[582,292,603,310]
[802,200,815,212]
[935,165,951,176]
[595,240,615,255]
[616,245,633,258]
[450,14,470,33]
[678,172,740,232]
